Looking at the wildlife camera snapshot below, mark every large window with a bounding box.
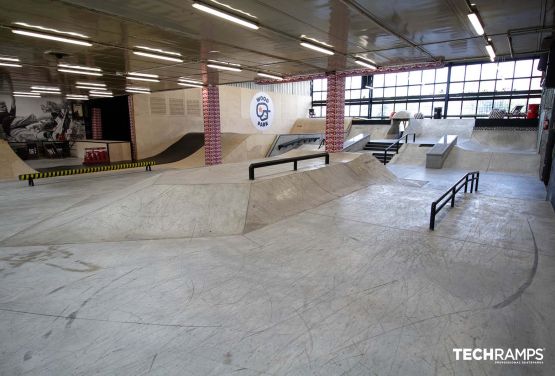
[311,58,542,119]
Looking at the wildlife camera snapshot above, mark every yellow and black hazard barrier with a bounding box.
[19,161,156,186]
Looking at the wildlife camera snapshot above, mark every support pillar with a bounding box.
[91,108,102,140]
[202,85,222,165]
[127,96,138,161]
[325,73,345,153]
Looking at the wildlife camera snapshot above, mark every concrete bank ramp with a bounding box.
[0,140,36,180]
[459,128,538,153]
[162,133,275,169]
[406,119,475,142]
[3,153,396,246]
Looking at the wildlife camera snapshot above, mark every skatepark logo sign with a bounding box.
[250,92,274,131]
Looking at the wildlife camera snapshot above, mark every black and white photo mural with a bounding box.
[0,69,86,142]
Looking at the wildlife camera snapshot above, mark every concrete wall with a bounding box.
[132,86,311,159]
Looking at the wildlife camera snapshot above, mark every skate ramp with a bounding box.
[162,133,275,169]
[406,119,474,142]
[0,140,36,180]
[458,128,538,153]
[143,133,204,164]
[348,123,393,140]
[3,153,397,246]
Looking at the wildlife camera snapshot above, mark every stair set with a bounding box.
[363,141,401,164]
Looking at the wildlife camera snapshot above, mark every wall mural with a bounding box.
[0,70,86,143]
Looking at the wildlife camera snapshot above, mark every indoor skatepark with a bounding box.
[1,0,555,375]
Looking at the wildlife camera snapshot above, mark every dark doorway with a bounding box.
[89,96,131,141]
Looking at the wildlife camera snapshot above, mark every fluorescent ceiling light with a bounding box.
[14,94,40,98]
[13,22,89,39]
[12,29,92,46]
[126,89,151,94]
[58,68,102,76]
[192,2,259,30]
[179,78,203,84]
[90,93,113,97]
[208,59,241,66]
[300,34,333,48]
[257,72,283,80]
[58,64,101,72]
[0,57,20,62]
[354,59,377,70]
[76,81,105,87]
[128,72,159,78]
[210,0,257,19]
[300,41,334,55]
[14,91,38,95]
[90,90,112,95]
[31,86,59,91]
[66,95,88,100]
[207,63,242,72]
[485,44,496,62]
[467,13,484,36]
[126,76,160,83]
[133,51,184,63]
[31,90,60,95]
[126,86,150,91]
[76,85,108,90]
[135,46,181,57]
[0,62,22,67]
[177,82,204,88]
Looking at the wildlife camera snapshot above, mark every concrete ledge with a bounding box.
[426,135,458,169]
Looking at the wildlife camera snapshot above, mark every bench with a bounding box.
[426,135,458,169]
[19,161,156,186]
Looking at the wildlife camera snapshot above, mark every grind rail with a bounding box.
[430,171,480,230]
[382,133,416,165]
[249,153,329,180]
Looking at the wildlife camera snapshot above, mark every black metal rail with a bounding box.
[430,171,480,230]
[382,133,416,165]
[249,153,329,180]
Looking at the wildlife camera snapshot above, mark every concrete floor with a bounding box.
[1,157,554,375]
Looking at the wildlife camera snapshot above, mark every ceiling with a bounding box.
[0,0,553,96]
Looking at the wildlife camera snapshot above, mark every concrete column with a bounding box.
[127,96,138,161]
[325,73,345,153]
[202,85,222,165]
[91,108,102,140]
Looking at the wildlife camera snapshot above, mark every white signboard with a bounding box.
[250,92,274,130]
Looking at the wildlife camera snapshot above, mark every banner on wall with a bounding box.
[250,92,274,131]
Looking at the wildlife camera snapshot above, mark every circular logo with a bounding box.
[250,92,274,131]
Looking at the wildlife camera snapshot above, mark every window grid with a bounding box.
[311,58,542,119]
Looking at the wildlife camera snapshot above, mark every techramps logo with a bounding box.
[453,348,544,365]
[250,92,274,131]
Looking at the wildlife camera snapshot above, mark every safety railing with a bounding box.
[249,152,329,180]
[382,133,416,165]
[429,171,480,230]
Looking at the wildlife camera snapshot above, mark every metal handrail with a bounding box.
[382,133,416,165]
[249,152,329,180]
[429,171,480,230]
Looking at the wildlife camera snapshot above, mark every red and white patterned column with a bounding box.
[128,96,138,161]
[91,108,102,140]
[325,73,345,153]
[202,85,222,165]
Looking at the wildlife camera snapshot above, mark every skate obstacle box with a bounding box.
[426,135,458,169]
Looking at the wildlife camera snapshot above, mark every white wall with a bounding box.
[132,85,311,159]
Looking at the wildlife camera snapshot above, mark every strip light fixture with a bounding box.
[31,86,60,92]
[192,2,259,30]
[354,57,377,70]
[13,22,89,39]
[126,87,151,94]
[485,43,496,62]
[300,41,334,56]
[76,85,107,90]
[257,72,283,80]
[127,72,160,82]
[76,81,106,87]
[135,46,182,57]
[58,68,102,76]
[66,94,88,100]
[467,12,485,36]
[133,51,184,63]
[90,93,113,97]
[207,63,242,72]
[12,29,92,46]
[0,62,22,67]
[31,90,61,95]
[178,82,204,88]
[178,77,203,85]
[13,91,40,97]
